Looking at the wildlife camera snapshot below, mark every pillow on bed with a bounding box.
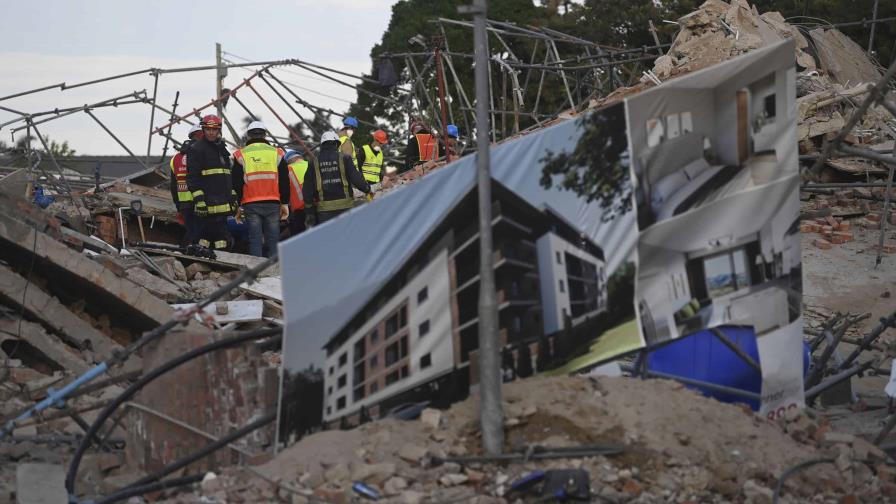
[681,157,711,181]
[640,132,706,186]
[650,170,689,210]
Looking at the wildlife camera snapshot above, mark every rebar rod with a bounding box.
[838,310,896,371]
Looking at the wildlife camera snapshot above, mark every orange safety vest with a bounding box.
[234,143,283,204]
[169,153,192,202]
[415,133,439,162]
[287,159,308,211]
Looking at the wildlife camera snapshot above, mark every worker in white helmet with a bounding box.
[302,130,371,227]
[231,121,290,257]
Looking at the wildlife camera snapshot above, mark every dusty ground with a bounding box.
[159,376,892,503]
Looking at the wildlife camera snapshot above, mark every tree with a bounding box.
[539,101,631,221]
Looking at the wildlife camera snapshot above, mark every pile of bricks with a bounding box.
[802,215,855,249]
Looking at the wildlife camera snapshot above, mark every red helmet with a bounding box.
[200,114,222,129]
[373,129,388,144]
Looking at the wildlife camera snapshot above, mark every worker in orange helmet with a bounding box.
[355,129,389,193]
[186,114,236,251]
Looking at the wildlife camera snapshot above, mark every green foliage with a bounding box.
[606,261,636,322]
[539,102,631,221]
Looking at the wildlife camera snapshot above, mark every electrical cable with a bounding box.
[65,326,281,496]
[771,457,835,504]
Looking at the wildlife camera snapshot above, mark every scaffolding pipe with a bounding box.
[245,80,316,161]
[86,110,150,171]
[9,91,147,132]
[258,72,321,139]
[147,72,159,156]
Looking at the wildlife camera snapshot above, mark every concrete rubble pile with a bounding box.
[156,377,893,504]
[0,170,283,501]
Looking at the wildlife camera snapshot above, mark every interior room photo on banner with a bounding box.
[629,39,804,417]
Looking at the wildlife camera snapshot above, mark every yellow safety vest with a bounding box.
[169,153,192,202]
[236,143,282,204]
[339,135,358,166]
[287,159,308,211]
[360,145,384,184]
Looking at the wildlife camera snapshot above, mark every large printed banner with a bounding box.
[276,40,802,447]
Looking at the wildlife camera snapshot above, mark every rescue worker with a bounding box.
[355,129,388,192]
[338,116,359,167]
[186,114,236,251]
[403,117,438,173]
[170,124,204,245]
[231,121,290,257]
[302,131,371,226]
[284,149,309,236]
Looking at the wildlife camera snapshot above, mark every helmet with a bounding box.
[373,129,388,144]
[200,114,222,129]
[342,116,359,129]
[320,131,340,144]
[447,124,458,138]
[188,124,203,139]
[284,149,301,161]
[246,120,268,134]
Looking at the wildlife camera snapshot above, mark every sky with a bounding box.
[0,0,396,156]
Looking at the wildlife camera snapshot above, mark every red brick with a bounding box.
[814,239,832,250]
[622,479,643,497]
[800,223,817,233]
[835,221,850,231]
[825,215,838,227]
[832,231,854,242]
[872,242,896,254]
[867,212,882,222]
[830,235,847,245]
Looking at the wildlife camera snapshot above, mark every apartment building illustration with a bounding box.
[320,181,606,425]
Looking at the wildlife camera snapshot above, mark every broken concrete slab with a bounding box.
[239,276,282,302]
[125,267,186,303]
[171,300,264,324]
[16,463,67,504]
[0,263,121,362]
[0,197,174,330]
[0,319,89,374]
[810,28,883,87]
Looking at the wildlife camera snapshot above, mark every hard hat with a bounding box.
[200,114,222,129]
[373,129,388,144]
[284,149,301,161]
[188,124,203,138]
[342,116,359,129]
[447,124,458,138]
[321,131,340,144]
[246,120,268,134]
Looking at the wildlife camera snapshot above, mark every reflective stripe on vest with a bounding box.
[170,153,192,202]
[360,145,384,183]
[201,168,231,176]
[415,133,439,162]
[339,135,357,165]
[237,143,282,204]
[314,156,353,212]
[287,160,308,210]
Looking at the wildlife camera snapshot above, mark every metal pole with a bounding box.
[869,0,880,56]
[147,72,159,157]
[216,43,225,121]
[435,44,452,163]
[462,0,503,456]
[157,91,180,165]
[245,81,316,161]
[85,110,149,171]
[258,72,320,139]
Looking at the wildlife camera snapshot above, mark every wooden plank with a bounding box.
[826,157,889,175]
[170,300,264,324]
[0,263,122,363]
[238,277,282,302]
[0,319,90,373]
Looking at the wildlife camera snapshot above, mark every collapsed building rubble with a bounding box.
[1,1,895,503]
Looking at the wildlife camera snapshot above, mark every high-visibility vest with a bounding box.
[235,143,283,204]
[314,155,354,212]
[287,159,308,211]
[360,145,384,184]
[339,135,357,166]
[169,153,192,202]
[415,133,439,162]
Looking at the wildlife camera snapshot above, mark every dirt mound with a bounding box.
[169,375,891,503]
